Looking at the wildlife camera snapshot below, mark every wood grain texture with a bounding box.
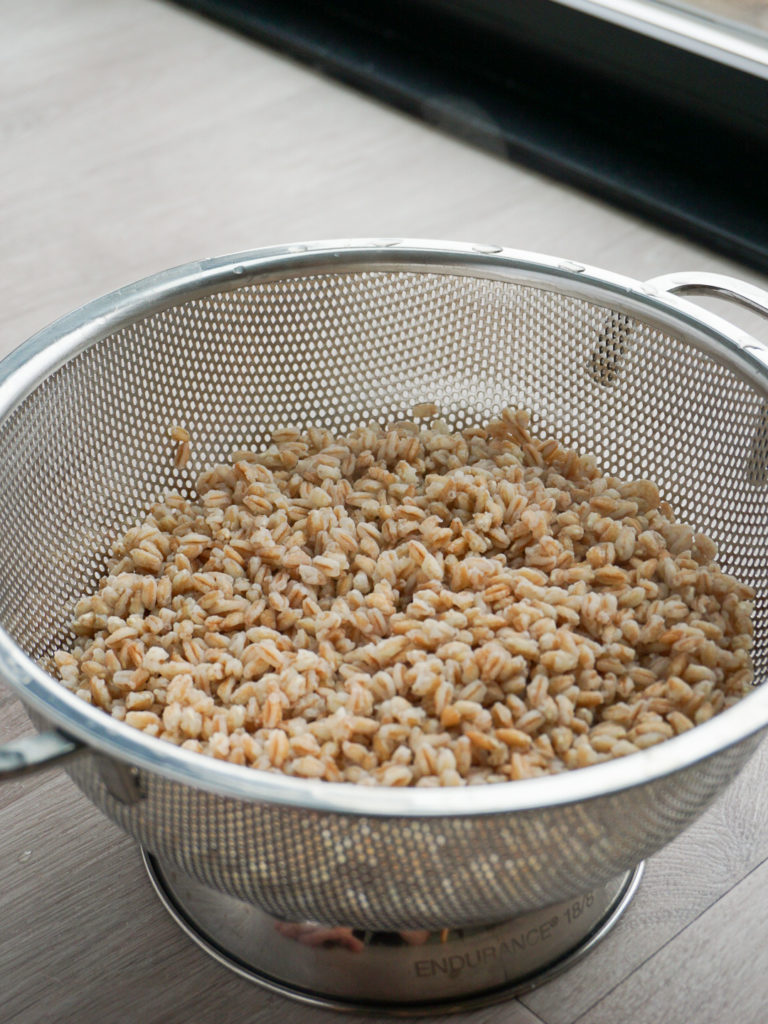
[3,0,768,364]
[2,1,768,1022]
[576,855,768,1024]
[0,695,43,814]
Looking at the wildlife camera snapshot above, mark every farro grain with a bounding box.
[54,408,754,784]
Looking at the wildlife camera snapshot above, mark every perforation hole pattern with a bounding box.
[1,267,767,928]
[2,270,765,670]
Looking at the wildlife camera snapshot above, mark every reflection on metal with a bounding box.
[143,849,644,1013]
[97,756,146,805]
[748,403,768,485]
[551,0,768,76]
[0,730,80,778]
[645,271,768,318]
[589,312,635,387]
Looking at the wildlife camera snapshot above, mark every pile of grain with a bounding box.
[54,407,753,785]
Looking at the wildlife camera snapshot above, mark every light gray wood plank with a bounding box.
[0,697,45,814]
[521,737,768,1024]
[3,1,768,367]
[0,679,18,712]
[575,856,768,1024]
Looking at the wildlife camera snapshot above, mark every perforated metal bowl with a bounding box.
[1,240,768,931]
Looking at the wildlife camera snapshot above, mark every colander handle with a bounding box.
[645,272,768,321]
[0,730,82,778]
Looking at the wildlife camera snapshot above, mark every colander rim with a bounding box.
[1,237,768,816]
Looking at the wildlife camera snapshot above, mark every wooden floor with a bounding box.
[2,3,768,1022]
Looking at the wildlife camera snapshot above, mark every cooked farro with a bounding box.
[53,408,754,785]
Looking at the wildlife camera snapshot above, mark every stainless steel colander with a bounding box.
[2,239,768,932]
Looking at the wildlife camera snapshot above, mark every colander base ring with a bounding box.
[142,850,643,1015]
